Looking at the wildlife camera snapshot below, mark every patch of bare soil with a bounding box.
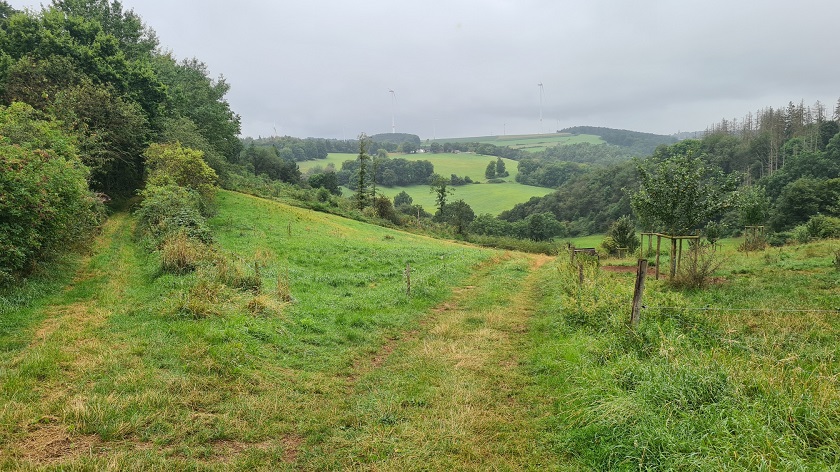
[280,434,304,463]
[17,423,100,465]
[211,438,274,463]
[601,264,657,275]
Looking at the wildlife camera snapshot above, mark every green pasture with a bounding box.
[375,181,554,216]
[436,133,605,152]
[300,152,520,181]
[299,152,555,215]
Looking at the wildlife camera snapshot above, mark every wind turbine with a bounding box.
[389,89,397,133]
[538,82,544,134]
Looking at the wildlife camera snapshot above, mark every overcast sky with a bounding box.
[9,0,840,140]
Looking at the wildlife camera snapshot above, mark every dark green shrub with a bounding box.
[0,103,104,282]
[600,236,619,255]
[766,232,790,247]
[805,215,840,239]
[605,216,639,254]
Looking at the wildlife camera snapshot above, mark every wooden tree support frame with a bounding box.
[639,232,700,280]
[567,244,600,265]
[744,225,765,253]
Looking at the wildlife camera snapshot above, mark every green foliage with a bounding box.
[484,159,496,179]
[804,214,840,239]
[495,157,508,177]
[440,199,475,236]
[704,221,724,244]
[0,102,102,282]
[0,3,240,196]
[143,142,218,203]
[159,116,229,184]
[605,215,639,253]
[51,80,150,194]
[372,194,400,224]
[515,158,585,188]
[355,134,370,210]
[600,236,618,255]
[771,178,840,230]
[737,185,770,227]
[308,171,340,195]
[632,151,739,235]
[151,54,241,160]
[134,184,212,244]
[502,160,636,235]
[429,174,453,217]
[393,190,412,207]
[240,143,301,184]
[560,125,678,155]
[369,132,420,147]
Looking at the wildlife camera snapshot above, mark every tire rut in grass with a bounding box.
[3,213,138,465]
[334,252,554,469]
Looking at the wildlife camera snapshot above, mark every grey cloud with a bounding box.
[8,0,839,139]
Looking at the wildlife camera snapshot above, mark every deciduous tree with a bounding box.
[631,152,738,235]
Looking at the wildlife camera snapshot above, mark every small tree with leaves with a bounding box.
[442,199,475,236]
[631,153,738,235]
[495,157,508,177]
[429,174,453,220]
[606,215,639,253]
[355,133,370,210]
[484,160,496,179]
[393,190,413,207]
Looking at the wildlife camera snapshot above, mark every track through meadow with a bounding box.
[315,252,556,470]
[1,203,562,470]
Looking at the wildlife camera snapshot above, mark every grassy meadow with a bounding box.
[299,152,554,215]
[437,133,605,152]
[1,188,838,469]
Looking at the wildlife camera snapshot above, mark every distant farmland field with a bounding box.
[438,133,605,152]
[376,181,552,216]
[298,152,554,215]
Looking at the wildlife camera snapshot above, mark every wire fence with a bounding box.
[642,305,840,314]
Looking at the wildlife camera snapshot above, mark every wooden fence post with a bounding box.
[405,262,411,295]
[630,259,648,327]
[578,263,584,285]
[670,237,677,280]
[655,234,661,280]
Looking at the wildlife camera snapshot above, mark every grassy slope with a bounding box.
[2,190,838,469]
[0,190,559,469]
[299,152,554,216]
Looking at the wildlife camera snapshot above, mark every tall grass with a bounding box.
[528,240,840,469]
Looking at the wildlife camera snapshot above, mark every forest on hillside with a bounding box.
[496,100,840,239]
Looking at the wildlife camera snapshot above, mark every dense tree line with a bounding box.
[434,141,528,160]
[337,155,434,189]
[0,0,242,197]
[369,132,420,147]
[559,126,677,156]
[499,161,638,235]
[515,159,586,188]
[539,142,636,165]
[244,135,425,161]
[493,100,840,239]
[0,0,242,282]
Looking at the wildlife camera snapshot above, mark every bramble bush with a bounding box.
[135,184,213,245]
